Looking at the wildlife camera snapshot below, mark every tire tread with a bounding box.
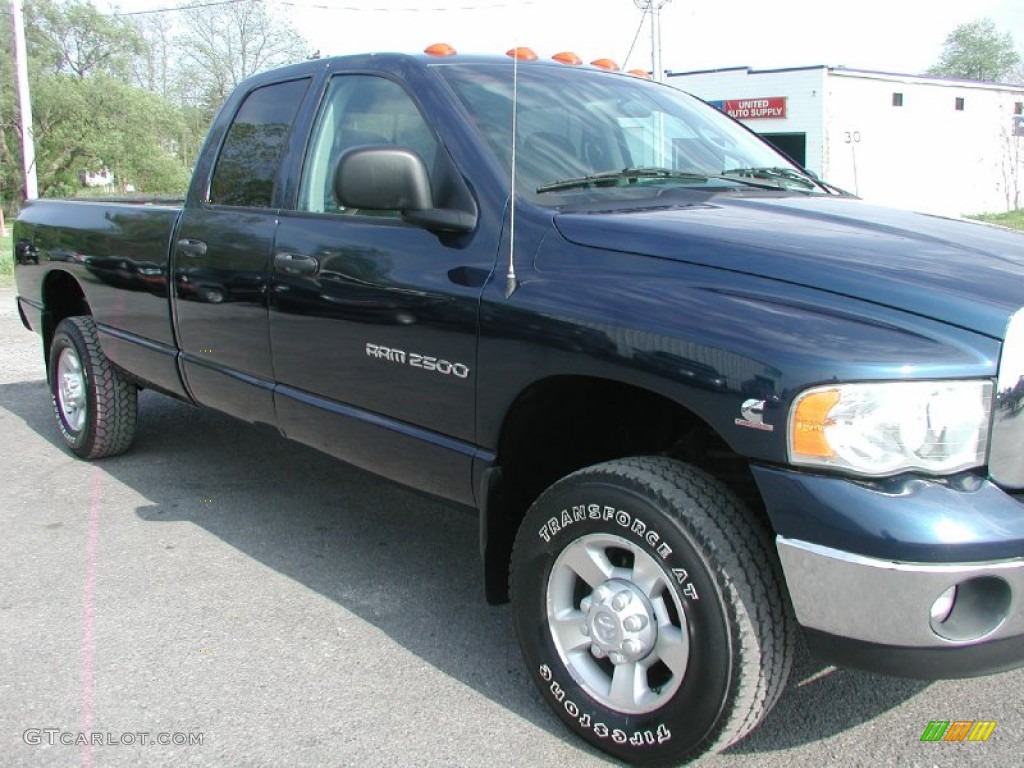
[51,316,138,459]
[511,456,794,762]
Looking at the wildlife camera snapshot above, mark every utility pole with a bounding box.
[634,0,672,82]
[11,0,38,200]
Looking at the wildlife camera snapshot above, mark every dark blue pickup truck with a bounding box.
[13,50,1024,764]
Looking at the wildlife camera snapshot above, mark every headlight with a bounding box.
[789,380,992,476]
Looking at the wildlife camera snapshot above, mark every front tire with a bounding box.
[49,316,138,459]
[510,457,793,765]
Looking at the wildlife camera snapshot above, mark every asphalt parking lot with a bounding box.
[2,281,1022,767]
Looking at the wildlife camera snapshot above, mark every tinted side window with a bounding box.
[209,78,310,208]
[298,75,439,214]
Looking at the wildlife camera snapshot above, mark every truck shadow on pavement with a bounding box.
[724,646,928,754]
[0,380,929,756]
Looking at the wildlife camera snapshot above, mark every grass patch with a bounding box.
[0,232,12,283]
[971,209,1024,231]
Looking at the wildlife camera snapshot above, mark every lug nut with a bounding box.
[622,640,641,656]
[623,615,648,632]
[580,596,592,613]
[609,652,625,665]
[581,622,590,636]
[612,591,632,611]
[594,586,610,602]
[591,646,606,658]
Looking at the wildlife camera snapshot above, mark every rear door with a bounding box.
[269,72,494,503]
[171,77,310,425]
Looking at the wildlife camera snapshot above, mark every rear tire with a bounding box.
[510,456,793,765]
[49,316,138,459]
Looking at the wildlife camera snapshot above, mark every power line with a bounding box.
[110,0,246,16]
[107,0,533,15]
[281,1,534,9]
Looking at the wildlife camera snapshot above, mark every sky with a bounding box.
[99,0,1024,77]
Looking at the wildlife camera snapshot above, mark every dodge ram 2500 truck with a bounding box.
[13,49,1024,765]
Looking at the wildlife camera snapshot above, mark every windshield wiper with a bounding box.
[537,167,707,193]
[536,167,779,194]
[721,166,824,192]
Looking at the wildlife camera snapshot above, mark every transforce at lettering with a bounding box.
[538,504,673,559]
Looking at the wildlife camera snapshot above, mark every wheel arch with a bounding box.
[480,374,769,604]
[41,269,92,371]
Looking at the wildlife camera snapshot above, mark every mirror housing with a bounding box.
[333,147,476,233]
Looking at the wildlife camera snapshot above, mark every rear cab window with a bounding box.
[208,78,311,208]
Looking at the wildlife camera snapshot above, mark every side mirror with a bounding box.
[334,146,476,233]
[334,146,432,211]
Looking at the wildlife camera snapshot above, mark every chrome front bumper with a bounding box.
[778,536,1024,648]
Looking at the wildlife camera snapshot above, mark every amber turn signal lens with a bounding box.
[590,58,620,71]
[791,389,840,458]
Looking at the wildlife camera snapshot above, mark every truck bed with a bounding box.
[15,198,186,397]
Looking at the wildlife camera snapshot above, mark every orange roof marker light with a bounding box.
[506,47,538,61]
[627,68,652,79]
[552,51,583,66]
[590,58,620,71]
[424,43,457,57]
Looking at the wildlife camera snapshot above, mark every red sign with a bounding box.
[723,97,787,120]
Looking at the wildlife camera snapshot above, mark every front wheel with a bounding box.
[510,457,793,765]
[49,316,138,459]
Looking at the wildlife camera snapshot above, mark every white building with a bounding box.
[667,65,1024,217]
[80,168,114,188]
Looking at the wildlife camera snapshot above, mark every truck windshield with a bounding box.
[436,63,823,204]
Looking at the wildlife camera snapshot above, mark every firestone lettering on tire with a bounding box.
[538,664,672,745]
[537,503,673,560]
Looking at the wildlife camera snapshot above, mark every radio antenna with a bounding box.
[504,45,520,298]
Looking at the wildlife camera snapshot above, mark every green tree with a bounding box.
[30,73,190,196]
[927,18,1021,82]
[27,0,144,79]
[177,0,308,113]
[1,0,192,201]
[129,12,176,98]
[2,0,310,204]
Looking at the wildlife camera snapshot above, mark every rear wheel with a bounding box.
[49,316,137,459]
[510,456,793,765]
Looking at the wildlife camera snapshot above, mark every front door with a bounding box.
[269,73,494,503]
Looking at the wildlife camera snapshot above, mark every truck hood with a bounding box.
[554,196,1024,339]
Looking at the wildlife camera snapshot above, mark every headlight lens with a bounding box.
[789,381,992,476]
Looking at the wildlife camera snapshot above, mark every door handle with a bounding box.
[274,252,319,277]
[176,238,208,257]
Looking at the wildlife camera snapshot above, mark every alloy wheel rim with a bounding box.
[545,532,690,714]
[57,347,87,432]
